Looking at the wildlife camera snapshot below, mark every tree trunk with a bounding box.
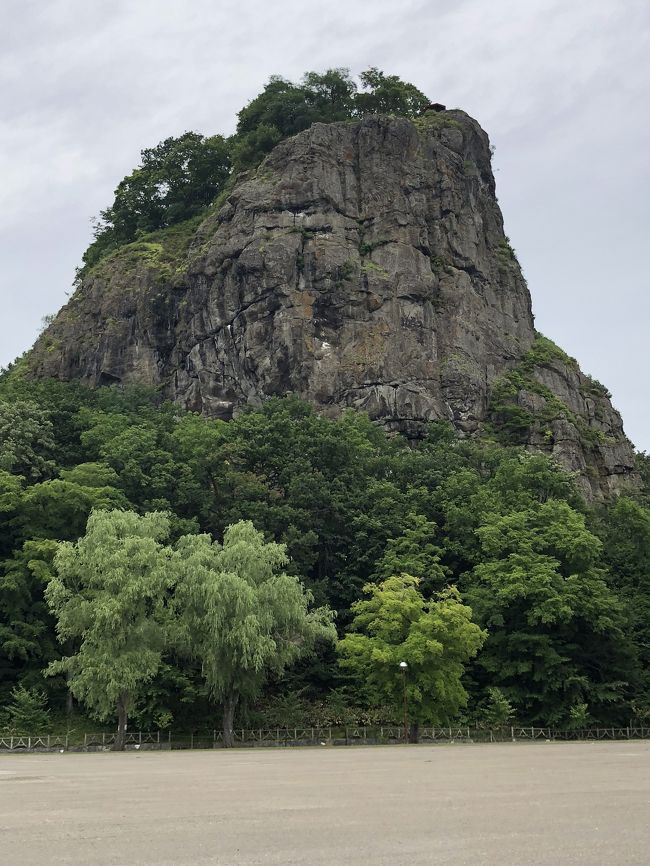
[114,693,128,751]
[222,693,238,748]
[65,646,75,715]
[409,721,420,744]
[65,685,74,716]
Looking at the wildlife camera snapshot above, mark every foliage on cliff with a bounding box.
[80,68,429,276]
[232,67,429,169]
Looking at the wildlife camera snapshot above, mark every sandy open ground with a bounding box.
[1,741,649,865]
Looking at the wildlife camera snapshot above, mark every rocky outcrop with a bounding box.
[29,110,638,499]
[487,336,637,500]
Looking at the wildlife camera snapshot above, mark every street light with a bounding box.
[399,661,408,743]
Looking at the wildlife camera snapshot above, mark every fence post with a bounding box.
[139,731,142,745]
[190,732,194,749]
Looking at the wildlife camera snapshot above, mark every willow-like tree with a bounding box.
[338,575,486,740]
[174,521,336,746]
[45,509,175,749]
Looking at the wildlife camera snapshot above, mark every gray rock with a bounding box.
[29,111,638,500]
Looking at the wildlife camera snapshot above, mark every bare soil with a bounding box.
[1,741,648,865]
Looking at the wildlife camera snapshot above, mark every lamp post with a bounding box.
[399,661,408,743]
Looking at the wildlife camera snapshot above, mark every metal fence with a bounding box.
[1,725,649,753]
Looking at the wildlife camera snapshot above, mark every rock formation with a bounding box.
[29,110,638,499]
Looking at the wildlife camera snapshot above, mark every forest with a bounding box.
[1,375,649,743]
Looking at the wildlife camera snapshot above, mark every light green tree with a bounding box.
[45,510,175,749]
[174,521,336,746]
[338,575,486,740]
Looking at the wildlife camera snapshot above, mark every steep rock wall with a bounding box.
[29,111,637,499]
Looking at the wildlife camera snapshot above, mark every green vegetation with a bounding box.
[0,685,50,731]
[488,334,608,446]
[1,380,649,737]
[174,522,335,746]
[360,260,390,279]
[339,577,486,738]
[78,68,430,278]
[233,67,429,171]
[465,500,633,724]
[82,133,231,274]
[45,510,176,750]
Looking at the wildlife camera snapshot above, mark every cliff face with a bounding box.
[30,111,638,499]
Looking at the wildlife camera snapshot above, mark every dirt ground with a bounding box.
[1,741,649,865]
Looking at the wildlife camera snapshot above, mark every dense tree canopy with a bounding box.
[232,67,429,169]
[464,501,635,724]
[1,373,648,733]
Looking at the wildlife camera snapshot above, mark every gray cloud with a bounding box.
[2,0,648,449]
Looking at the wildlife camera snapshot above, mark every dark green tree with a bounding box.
[0,400,56,481]
[465,500,634,724]
[355,67,430,117]
[0,540,59,703]
[597,496,650,705]
[82,132,230,270]
[372,512,450,595]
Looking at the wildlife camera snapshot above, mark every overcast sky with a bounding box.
[1,0,648,450]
